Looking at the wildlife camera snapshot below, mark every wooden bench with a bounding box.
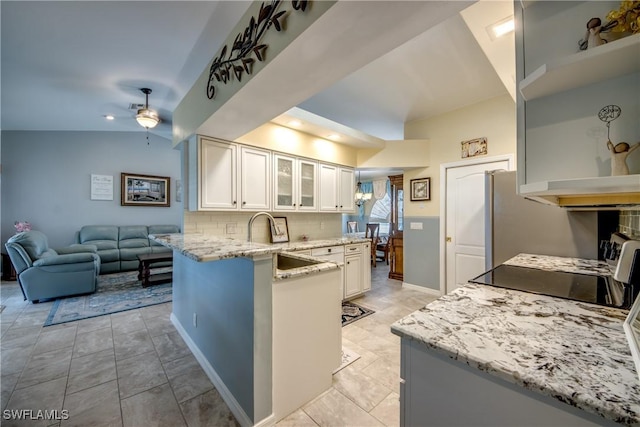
[137,253,173,288]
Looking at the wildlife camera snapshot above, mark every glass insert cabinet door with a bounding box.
[275,155,294,210]
[274,155,317,211]
[298,160,317,210]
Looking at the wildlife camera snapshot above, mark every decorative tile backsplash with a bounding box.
[619,210,640,238]
[183,211,343,244]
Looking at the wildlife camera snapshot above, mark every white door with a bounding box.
[445,159,510,294]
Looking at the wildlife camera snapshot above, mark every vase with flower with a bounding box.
[14,221,32,234]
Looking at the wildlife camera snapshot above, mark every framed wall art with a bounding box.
[461,137,487,158]
[270,217,290,243]
[121,173,170,207]
[410,178,430,201]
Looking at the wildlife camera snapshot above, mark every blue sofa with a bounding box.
[76,225,179,274]
[5,231,100,302]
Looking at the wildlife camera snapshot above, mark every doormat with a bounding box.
[44,269,172,326]
[333,347,361,374]
[341,301,374,327]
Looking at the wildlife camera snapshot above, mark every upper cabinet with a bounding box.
[198,137,270,211]
[194,135,352,213]
[319,164,355,213]
[199,138,237,210]
[273,155,318,212]
[240,146,271,211]
[515,1,640,208]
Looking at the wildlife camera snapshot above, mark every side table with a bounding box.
[137,253,173,288]
[2,253,17,281]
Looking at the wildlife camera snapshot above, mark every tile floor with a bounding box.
[1,263,438,427]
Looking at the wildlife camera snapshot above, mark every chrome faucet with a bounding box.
[248,212,278,243]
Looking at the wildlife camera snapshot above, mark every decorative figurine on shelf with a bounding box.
[579,1,640,50]
[579,17,608,50]
[598,105,640,176]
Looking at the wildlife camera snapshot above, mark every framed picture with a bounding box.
[461,137,487,158]
[410,178,430,201]
[121,173,170,207]
[270,217,290,243]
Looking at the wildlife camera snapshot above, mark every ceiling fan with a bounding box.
[135,88,160,129]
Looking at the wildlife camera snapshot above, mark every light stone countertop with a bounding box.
[149,233,369,279]
[391,253,640,425]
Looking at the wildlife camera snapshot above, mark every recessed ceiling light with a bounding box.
[327,134,340,140]
[487,17,514,40]
[104,115,115,121]
[288,120,302,127]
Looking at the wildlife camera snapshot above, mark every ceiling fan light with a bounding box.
[136,108,160,129]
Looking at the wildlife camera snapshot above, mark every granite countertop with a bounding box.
[272,252,342,282]
[149,233,369,262]
[391,253,640,425]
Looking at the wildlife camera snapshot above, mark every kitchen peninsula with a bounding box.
[150,233,369,426]
[392,254,640,426]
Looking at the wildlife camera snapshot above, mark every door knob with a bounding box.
[446,237,452,242]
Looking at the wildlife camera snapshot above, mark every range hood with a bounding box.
[520,175,640,209]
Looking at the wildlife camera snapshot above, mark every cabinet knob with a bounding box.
[300,202,303,207]
[340,205,343,208]
[243,201,246,205]
[335,205,338,208]
[233,201,237,205]
[293,203,296,207]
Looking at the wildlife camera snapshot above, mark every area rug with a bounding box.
[341,301,374,327]
[44,269,172,326]
[333,347,361,374]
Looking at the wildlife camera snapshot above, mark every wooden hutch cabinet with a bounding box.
[388,174,403,281]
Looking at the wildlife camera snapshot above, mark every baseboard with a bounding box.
[171,313,275,427]
[402,282,441,297]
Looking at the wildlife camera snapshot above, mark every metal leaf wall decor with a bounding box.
[206,0,309,100]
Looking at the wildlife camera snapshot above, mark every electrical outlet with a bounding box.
[193,313,197,327]
[410,222,423,230]
[226,223,236,234]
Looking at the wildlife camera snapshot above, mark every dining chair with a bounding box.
[365,223,380,267]
[376,236,390,265]
[347,221,358,233]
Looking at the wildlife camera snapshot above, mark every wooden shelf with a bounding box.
[520,34,640,101]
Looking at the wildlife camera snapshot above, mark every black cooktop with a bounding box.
[469,264,627,308]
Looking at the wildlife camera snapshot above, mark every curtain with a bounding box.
[373,179,387,199]
[358,182,374,218]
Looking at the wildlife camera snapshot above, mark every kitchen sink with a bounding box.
[276,254,321,270]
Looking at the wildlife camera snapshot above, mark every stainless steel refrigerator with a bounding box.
[485,171,600,269]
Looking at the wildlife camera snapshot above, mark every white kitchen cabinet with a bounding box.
[298,159,318,211]
[344,243,370,299]
[240,146,270,210]
[344,254,362,299]
[274,155,317,212]
[319,163,338,211]
[310,243,371,300]
[199,137,238,210]
[198,137,270,211]
[319,163,355,213]
[338,167,355,213]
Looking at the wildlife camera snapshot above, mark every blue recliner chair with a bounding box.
[5,231,101,303]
